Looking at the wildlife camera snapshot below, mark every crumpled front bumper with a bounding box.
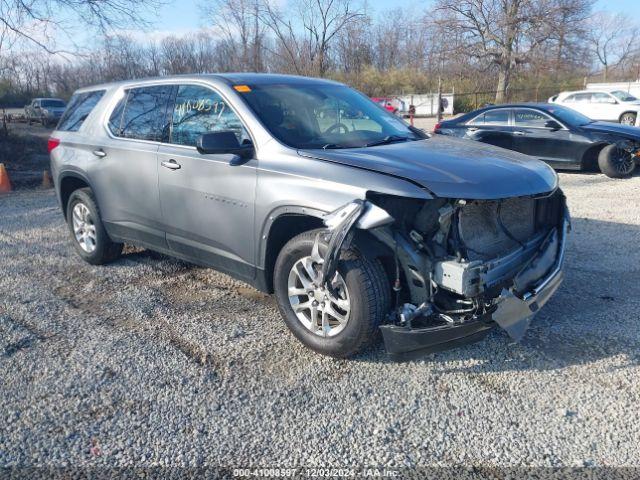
[380,217,570,360]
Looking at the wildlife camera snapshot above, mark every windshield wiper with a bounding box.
[365,135,412,147]
[322,143,345,149]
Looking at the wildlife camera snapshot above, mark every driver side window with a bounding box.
[170,85,250,147]
[514,109,552,128]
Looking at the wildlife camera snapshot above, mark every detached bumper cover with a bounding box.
[381,217,570,359]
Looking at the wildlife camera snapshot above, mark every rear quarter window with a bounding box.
[57,90,105,132]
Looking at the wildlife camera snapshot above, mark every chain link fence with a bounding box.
[452,86,584,114]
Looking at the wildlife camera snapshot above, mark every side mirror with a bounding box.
[196,131,254,159]
[408,125,428,139]
[545,120,562,131]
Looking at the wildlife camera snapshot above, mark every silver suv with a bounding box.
[26,97,67,126]
[50,74,569,359]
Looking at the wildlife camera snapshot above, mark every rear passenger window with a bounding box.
[469,109,509,125]
[110,85,172,141]
[566,93,591,103]
[57,90,105,132]
[170,85,249,147]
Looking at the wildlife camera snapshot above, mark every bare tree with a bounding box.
[333,10,372,74]
[433,0,590,102]
[587,11,639,81]
[0,0,163,54]
[546,0,593,79]
[203,0,265,71]
[258,0,364,77]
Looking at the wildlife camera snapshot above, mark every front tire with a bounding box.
[598,144,636,178]
[66,188,123,265]
[273,229,390,358]
[620,112,637,126]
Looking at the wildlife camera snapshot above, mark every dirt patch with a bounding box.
[0,124,50,189]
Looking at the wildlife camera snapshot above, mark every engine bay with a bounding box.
[319,189,569,357]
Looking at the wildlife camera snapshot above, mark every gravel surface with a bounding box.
[1,171,639,474]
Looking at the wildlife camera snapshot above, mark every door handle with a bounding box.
[468,127,479,132]
[92,149,107,158]
[161,159,181,170]
[513,131,526,136]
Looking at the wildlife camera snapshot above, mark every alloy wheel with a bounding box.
[287,240,351,337]
[610,147,636,175]
[620,114,636,126]
[72,202,97,253]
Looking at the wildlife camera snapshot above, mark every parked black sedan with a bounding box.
[434,103,640,178]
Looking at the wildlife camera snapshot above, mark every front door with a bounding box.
[464,108,514,150]
[511,108,579,167]
[589,92,620,121]
[158,84,257,281]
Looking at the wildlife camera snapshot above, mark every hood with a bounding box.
[582,121,640,138]
[299,135,558,200]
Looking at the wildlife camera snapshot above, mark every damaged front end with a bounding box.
[320,190,570,359]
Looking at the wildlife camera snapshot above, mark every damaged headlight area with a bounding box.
[321,190,570,359]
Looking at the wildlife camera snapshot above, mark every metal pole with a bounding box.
[436,76,443,122]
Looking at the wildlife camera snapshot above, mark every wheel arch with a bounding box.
[618,111,638,123]
[580,142,609,171]
[260,207,327,293]
[259,205,398,294]
[58,171,93,219]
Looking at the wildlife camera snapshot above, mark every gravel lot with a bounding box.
[1,169,639,475]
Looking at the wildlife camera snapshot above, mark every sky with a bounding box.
[36,0,637,55]
[143,0,638,37]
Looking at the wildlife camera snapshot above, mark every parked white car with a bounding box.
[548,90,640,126]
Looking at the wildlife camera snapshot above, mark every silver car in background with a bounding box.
[50,74,569,359]
[25,97,67,126]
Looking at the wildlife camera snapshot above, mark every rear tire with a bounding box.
[598,144,636,178]
[619,112,637,126]
[66,188,123,265]
[273,229,390,358]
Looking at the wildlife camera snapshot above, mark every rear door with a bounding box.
[511,108,579,167]
[590,92,620,121]
[464,108,514,150]
[92,85,172,248]
[563,92,594,118]
[157,83,257,280]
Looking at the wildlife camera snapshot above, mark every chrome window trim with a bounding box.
[513,107,569,131]
[466,108,512,127]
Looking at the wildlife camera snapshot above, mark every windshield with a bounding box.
[41,100,66,108]
[610,90,638,102]
[238,84,421,149]
[545,104,592,126]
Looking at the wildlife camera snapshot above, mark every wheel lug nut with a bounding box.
[312,300,319,307]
